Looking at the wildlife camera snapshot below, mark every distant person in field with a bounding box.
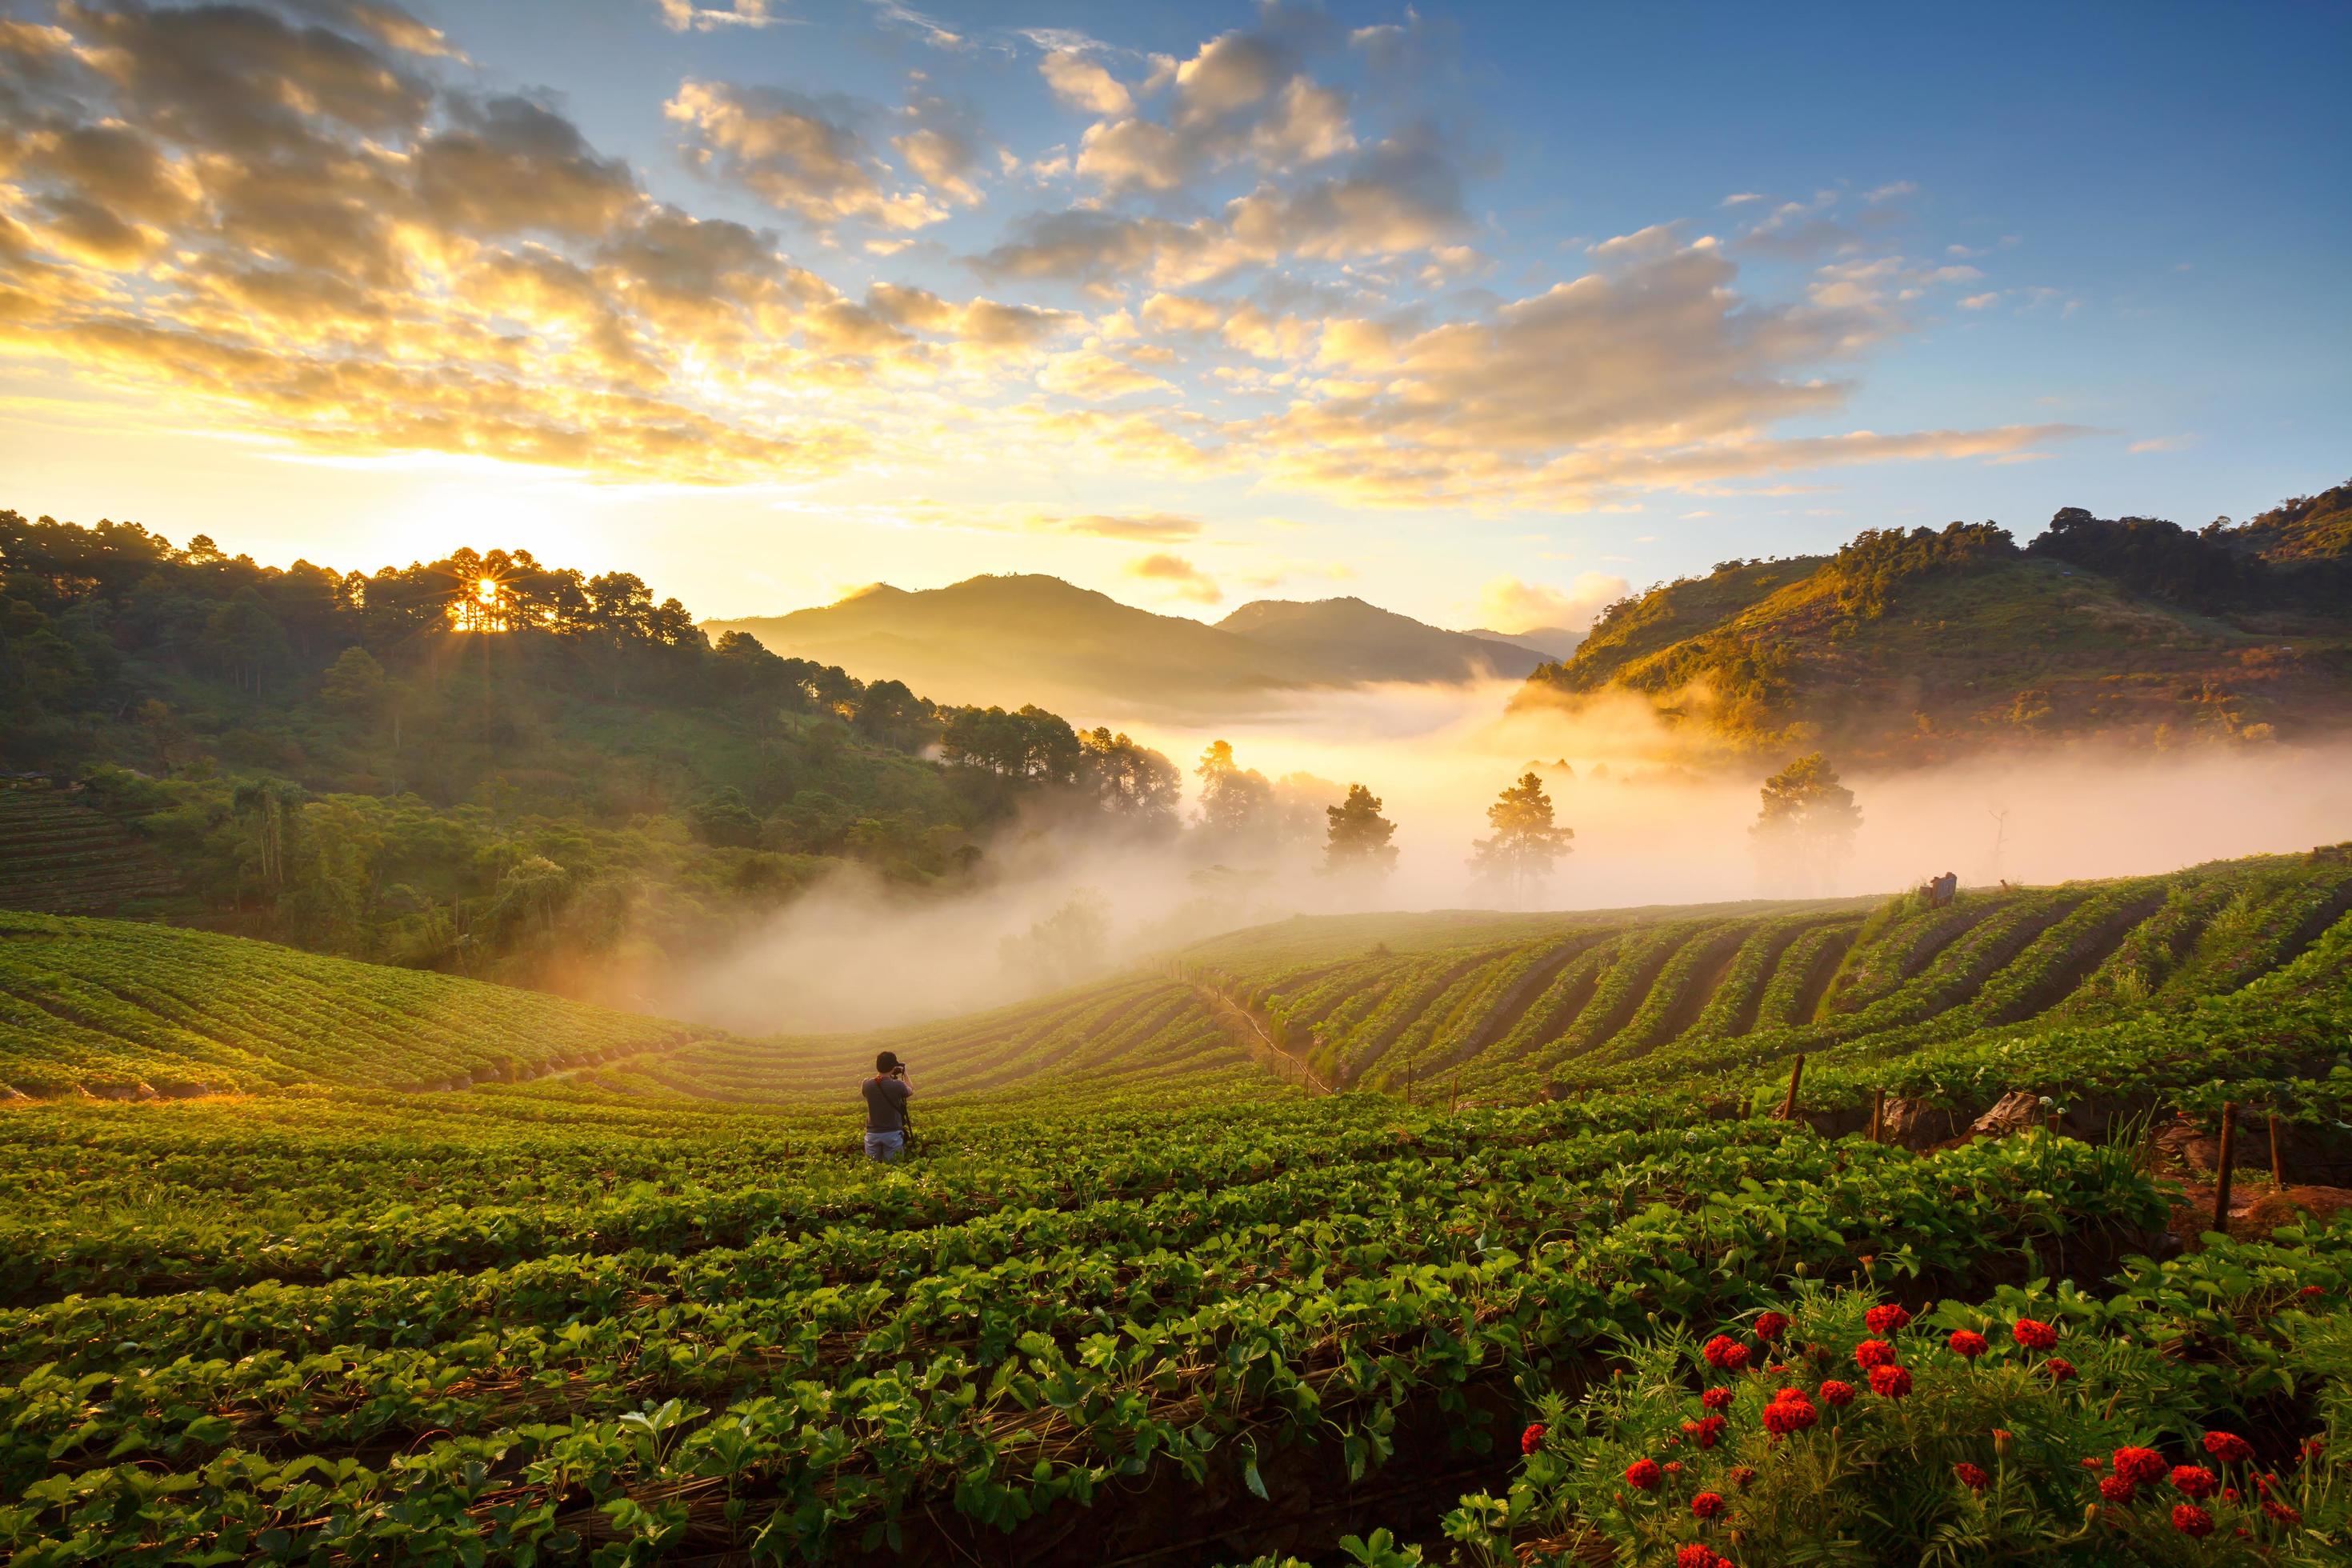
[862,1050,912,1162]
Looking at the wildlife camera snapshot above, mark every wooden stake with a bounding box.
[2269,1113,2286,1190]
[1868,1087,1885,1145]
[1449,1071,1461,1117]
[1779,1054,1806,1122]
[2211,1101,2236,1236]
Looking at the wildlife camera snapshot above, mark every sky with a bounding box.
[0,0,2345,634]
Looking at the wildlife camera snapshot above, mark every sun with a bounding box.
[474,576,502,606]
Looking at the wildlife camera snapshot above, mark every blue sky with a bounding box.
[0,0,2343,629]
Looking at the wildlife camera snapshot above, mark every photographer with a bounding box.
[861,1050,913,1162]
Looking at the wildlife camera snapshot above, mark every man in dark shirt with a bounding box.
[862,1050,913,1162]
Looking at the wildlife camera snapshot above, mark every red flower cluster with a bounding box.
[1865,1303,1912,1334]
[1853,1338,1898,1370]
[2011,1318,2058,1350]
[1676,1545,1732,1568]
[2171,1502,2214,1538]
[1691,1490,1725,1519]
[1702,1334,1753,1371]
[1689,1414,1727,1450]
[1521,1422,1546,1456]
[1727,1465,1758,1490]
[1664,1461,1684,1475]
[2099,1474,2139,1505]
[2262,1500,2302,1526]
[2112,1447,2168,1487]
[1953,1462,1990,1491]
[1762,1387,1819,1438]
[1867,1364,1913,1399]
[2299,1284,2324,1298]
[2046,1357,2078,1383]
[1754,1311,1789,1342]
[1701,1386,1734,1411]
[2170,1465,2217,1498]
[2202,1430,2254,1466]
[1819,1379,1855,1407]
[1947,1330,1989,1359]
[1626,1458,1662,1490]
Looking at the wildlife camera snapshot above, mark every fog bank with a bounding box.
[656,678,2352,1034]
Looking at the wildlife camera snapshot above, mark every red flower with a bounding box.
[1702,1334,1752,1372]
[1521,1422,1546,1456]
[2098,1474,2138,1505]
[1727,1466,1758,1490]
[1665,1460,1684,1474]
[1854,1338,1898,1370]
[1701,1386,1734,1410]
[1763,1390,1819,1437]
[1954,1462,1990,1490]
[2046,1357,2078,1383]
[2305,1436,2329,1461]
[1676,1546,1717,1568]
[1692,1490,1726,1519]
[1993,1429,2014,1454]
[1692,1414,1727,1450]
[2254,1470,2276,1495]
[2010,1318,2058,1351]
[2222,1488,2239,1503]
[1754,1311,1789,1342]
[1865,1303,1912,1334]
[2170,1465,2218,1498]
[2081,1456,2106,1470]
[2299,1284,2324,1298]
[1819,1379,1855,1407]
[1626,1458,1662,1490]
[1947,1330,1989,1359]
[2202,1431,2255,1466]
[2113,1447,2168,1486]
[2171,1503,2214,1538]
[1867,1364,1913,1399]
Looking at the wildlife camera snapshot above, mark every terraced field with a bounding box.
[0,788,179,916]
[1,848,2349,1563]
[0,911,710,1097]
[1178,850,2352,1115]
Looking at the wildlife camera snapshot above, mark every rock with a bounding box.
[1969,1091,2046,1139]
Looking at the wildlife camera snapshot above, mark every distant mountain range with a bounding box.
[707,578,1562,721]
[1518,481,2352,764]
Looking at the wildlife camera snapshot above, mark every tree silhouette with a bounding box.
[1195,739,1274,844]
[1324,783,1398,877]
[1750,751,1862,890]
[1469,771,1574,902]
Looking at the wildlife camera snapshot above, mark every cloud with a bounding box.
[1721,192,1765,206]
[1038,348,1173,398]
[1039,47,1131,116]
[1038,510,1203,540]
[655,0,778,30]
[1126,550,1222,603]
[2127,434,2193,454]
[1140,290,1223,332]
[1476,571,1630,635]
[1864,180,1918,202]
[666,80,944,230]
[1958,292,2001,309]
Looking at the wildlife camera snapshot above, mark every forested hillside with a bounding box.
[0,513,1177,997]
[1522,489,2352,762]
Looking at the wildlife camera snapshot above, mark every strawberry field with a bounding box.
[1,847,2349,1563]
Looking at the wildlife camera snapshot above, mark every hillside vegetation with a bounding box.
[1522,491,2352,762]
[0,513,1184,998]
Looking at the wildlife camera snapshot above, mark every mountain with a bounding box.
[1215,597,1549,681]
[710,577,1542,722]
[1517,495,2352,764]
[1464,625,1584,661]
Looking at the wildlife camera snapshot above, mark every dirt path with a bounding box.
[1186,978,1335,1095]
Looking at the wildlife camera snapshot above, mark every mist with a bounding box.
[655,678,2352,1035]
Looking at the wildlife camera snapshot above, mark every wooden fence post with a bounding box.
[2269,1113,2286,1190]
[1778,1054,1806,1121]
[2211,1102,2236,1236]
[1868,1087,1885,1144]
[1449,1071,1461,1117]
